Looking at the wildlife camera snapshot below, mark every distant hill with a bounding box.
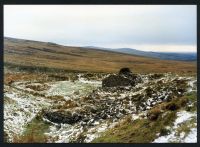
[85,46,197,61]
[4,37,196,74]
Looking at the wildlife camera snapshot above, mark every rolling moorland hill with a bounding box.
[86,46,197,61]
[4,37,196,74]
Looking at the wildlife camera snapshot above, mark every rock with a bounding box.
[100,113,107,119]
[145,87,154,97]
[13,112,18,116]
[73,112,82,122]
[83,105,97,113]
[102,68,142,88]
[116,113,123,119]
[147,109,161,121]
[102,74,135,87]
[82,73,93,80]
[165,103,179,111]
[43,110,82,124]
[119,68,133,76]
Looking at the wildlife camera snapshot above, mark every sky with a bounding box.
[4,5,197,52]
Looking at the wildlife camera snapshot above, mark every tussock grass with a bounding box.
[92,111,176,143]
[92,92,197,143]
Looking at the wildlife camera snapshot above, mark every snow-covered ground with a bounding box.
[4,73,197,143]
[44,119,117,143]
[4,86,53,142]
[153,111,197,143]
[4,77,102,142]
[46,80,101,98]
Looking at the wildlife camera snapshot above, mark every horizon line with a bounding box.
[4,36,197,53]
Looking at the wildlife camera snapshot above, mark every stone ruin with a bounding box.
[102,68,142,87]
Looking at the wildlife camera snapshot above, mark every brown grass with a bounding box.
[4,37,196,74]
[4,72,48,84]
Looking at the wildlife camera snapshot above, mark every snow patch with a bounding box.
[153,111,197,143]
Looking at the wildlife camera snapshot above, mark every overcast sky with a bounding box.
[4,5,197,52]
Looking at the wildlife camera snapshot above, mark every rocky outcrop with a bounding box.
[102,68,142,87]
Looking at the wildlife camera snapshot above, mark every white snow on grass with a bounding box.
[85,121,118,143]
[187,79,197,92]
[4,73,197,143]
[183,127,197,143]
[4,79,101,142]
[4,88,52,142]
[44,123,85,143]
[46,80,101,98]
[153,111,197,143]
[174,111,196,126]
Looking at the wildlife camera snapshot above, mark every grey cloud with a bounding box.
[4,5,196,52]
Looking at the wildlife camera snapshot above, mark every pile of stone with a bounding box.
[102,68,142,87]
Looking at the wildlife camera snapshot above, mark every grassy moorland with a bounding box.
[3,37,197,143]
[4,37,196,75]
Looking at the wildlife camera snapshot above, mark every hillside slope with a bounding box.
[86,46,197,61]
[4,37,196,74]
